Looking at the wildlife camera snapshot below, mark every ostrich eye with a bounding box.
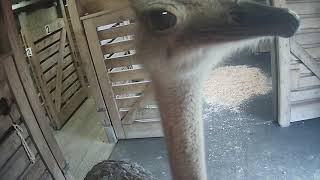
[145,9,177,32]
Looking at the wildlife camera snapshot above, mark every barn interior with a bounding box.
[0,0,320,180]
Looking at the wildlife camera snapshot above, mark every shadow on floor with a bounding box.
[109,53,320,180]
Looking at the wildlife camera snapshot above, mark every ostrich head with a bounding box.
[129,1,299,180]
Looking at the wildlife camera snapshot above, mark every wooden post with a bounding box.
[271,0,291,127]
[65,0,117,142]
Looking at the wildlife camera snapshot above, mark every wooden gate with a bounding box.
[18,9,87,130]
[276,0,320,126]
[82,8,163,139]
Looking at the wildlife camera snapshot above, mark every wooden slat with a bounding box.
[98,23,136,40]
[20,155,46,180]
[35,31,61,52]
[286,2,320,15]
[105,55,139,69]
[91,8,135,27]
[0,139,37,180]
[41,46,71,72]
[47,71,78,92]
[0,124,29,168]
[44,57,74,82]
[112,81,150,95]
[120,108,160,120]
[101,40,135,54]
[291,40,320,78]
[291,100,320,122]
[38,41,69,62]
[293,32,320,46]
[58,88,87,125]
[51,80,81,102]
[291,88,320,102]
[116,95,156,109]
[54,28,67,111]
[299,75,320,88]
[109,68,147,82]
[32,18,64,42]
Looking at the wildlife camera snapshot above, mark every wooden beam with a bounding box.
[67,0,117,142]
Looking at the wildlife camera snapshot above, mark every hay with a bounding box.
[203,65,271,111]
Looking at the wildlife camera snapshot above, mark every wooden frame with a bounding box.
[18,6,88,130]
[82,8,163,139]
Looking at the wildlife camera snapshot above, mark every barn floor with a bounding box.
[54,98,114,180]
[109,52,320,180]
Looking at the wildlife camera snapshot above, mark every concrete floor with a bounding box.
[55,98,114,180]
[109,53,320,180]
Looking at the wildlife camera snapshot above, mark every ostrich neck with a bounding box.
[153,75,207,180]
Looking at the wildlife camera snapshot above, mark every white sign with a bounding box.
[26,48,32,57]
[45,25,51,35]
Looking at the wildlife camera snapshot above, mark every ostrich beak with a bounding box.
[231,2,300,38]
[184,2,300,41]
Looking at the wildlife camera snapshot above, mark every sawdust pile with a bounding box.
[203,65,271,110]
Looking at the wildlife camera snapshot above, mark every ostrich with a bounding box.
[127,0,299,180]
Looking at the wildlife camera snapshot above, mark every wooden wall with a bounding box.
[286,0,320,122]
[0,59,53,180]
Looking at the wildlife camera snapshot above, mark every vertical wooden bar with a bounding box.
[272,0,292,127]
[66,0,117,142]
[55,28,67,111]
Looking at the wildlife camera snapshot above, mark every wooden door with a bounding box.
[275,0,320,125]
[82,8,163,139]
[18,9,88,130]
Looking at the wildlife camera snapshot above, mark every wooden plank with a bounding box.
[3,57,66,180]
[112,81,150,95]
[291,40,320,79]
[67,0,116,142]
[44,57,74,82]
[122,85,153,124]
[291,88,320,102]
[54,28,67,111]
[270,0,292,128]
[0,139,37,180]
[35,31,61,52]
[19,13,61,129]
[47,71,78,92]
[61,81,81,103]
[105,55,139,69]
[116,94,156,109]
[38,41,68,62]
[109,68,147,82]
[0,124,29,168]
[20,155,46,180]
[101,40,135,54]
[32,18,64,42]
[91,8,135,27]
[293,32,320,46]
[120,108,160,120]
[2,1,66,176]
[123,121,163,139]
[58,88,87,126]
[83,19,125,138]
[291,100,320,122]
[290,68,300,91]
[98,23,136,40]
[41,48,71,72]
[299,75,320,88]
